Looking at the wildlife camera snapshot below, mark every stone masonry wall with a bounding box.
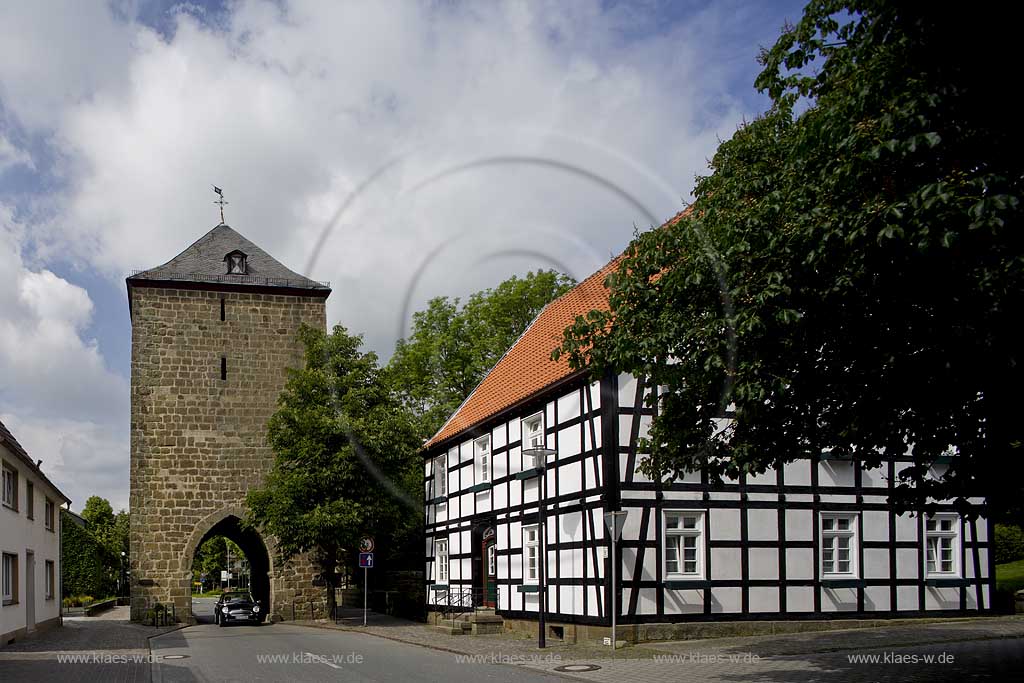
[129,286,327,622]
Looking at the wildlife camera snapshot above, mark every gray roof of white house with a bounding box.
[127,224,330,291]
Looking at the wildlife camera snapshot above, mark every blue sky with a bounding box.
[0,0,806,511]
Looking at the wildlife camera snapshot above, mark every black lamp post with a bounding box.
[523,446,556,649]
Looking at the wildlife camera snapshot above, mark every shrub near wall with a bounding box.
[995,524,1024,565]
[61,511,106,598]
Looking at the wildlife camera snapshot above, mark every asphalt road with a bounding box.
[151,599,568,682]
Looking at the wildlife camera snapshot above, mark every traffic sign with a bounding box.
[359,537,375,553]
[359,552,374,568]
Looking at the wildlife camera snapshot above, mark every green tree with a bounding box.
[389,270,575,439]
[78,496,129,595]
[247,324,421,615]
[555,1,1022,516]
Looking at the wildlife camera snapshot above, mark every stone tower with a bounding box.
[127,224,330,622]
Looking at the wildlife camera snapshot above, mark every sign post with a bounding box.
[358,550,374,627]
[604,510,628,657]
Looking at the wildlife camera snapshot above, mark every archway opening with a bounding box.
[188,515,270,623]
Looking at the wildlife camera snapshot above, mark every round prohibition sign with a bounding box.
[359,537,375,553]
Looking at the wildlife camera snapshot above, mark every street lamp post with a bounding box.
[604,510,628,655]
[523,446,556,650]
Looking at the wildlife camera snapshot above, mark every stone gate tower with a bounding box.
[127,224,331,622]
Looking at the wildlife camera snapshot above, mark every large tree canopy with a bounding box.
[247,324,421,613]
[389,270,575,440]
[556,1,1022,516]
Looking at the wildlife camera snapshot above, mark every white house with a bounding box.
[421,223,993,641]
[1,419,70,645]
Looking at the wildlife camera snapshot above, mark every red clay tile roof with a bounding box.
[424,208,691,450]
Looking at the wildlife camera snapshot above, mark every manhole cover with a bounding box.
[554,664,601,672]
[161,654,190,660]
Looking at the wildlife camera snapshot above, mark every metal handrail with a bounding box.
[435,587,499,621]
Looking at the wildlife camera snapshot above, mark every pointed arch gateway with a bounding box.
[179,507,274,623]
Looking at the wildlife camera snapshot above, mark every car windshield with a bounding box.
[221,592,253,602]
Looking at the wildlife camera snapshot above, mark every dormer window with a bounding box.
[224,250,247,275]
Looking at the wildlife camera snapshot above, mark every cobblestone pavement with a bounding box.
[291,611,1024,683]
[0,606,179,683]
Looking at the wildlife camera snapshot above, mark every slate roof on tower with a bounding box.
[127,224,330,302]
[423,208,691,451]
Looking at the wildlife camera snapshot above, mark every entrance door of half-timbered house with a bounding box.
[481,526,497,608]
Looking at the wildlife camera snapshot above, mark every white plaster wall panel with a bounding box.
[546,403,556,434]
[749,586,779,613]
[492,424,507,450]
[862,465,888,488]
[509,417,522,444]
[785,548,814,580]
[895,512,918,542]
[708,491,741,502]
[818,461,856,487]
[864,586,890,611]
[509,479,523,508]
[710,508,741,540]
[664,589,704,614]
[588,382,601,410]
[711,548,742,580]
[786,586,814,612]
[896,548,919,579]
[897,586,918,610]
[558,426,582,458]
[460,492,472,515]
[748,509,779,541]
[557,585,577,615]
[436,502,448,524]
[476,491,491,514]
[710,587,742,613]
[864,548,890,579]
[588,587,603,616]
[926,587,959,610]
[618,374,638,407]
[748,548,779,580]
[818,493,857,505]
[785,510,814,541]
[661,490,703,504]
[862,511,889,542]
[493,448,508,480]
[523,478,539,505]
[637,588,658,614]
[784,460,812,486]
[747,469,776,486]
[558,549,580,579]
[493,483,508,510]
[559,512,582,545]
[747,492,780,503]
[557,391,582,422]
[821,588,857,612]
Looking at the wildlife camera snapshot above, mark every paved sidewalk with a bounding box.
[0,606,179,683]
[290,610,1024,683]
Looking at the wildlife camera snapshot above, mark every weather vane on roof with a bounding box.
[213,185,228,224]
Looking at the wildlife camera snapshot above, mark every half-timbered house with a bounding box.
[422,223,993,640]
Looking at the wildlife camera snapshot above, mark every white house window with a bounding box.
[522,413,545,469]
[45,560,54,600]
[2,552,16,605]
[225,250,248,275]
[433,455,447,499]
[488,545,497,576]
[665,511,704,577]
[45,498,55,531]
[925,514,960,576]
[435,540,449,584]
[2,462,17,510]
[475,436,491,484]
[523,525,540,584]
[26,481,33,520]
[821,514,858,577]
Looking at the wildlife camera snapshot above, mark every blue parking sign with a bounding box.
[359,552,374,568]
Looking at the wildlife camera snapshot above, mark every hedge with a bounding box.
[61,511,108,598]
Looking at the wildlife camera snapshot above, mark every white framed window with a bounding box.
[45,498,55,532]
[488,545,497,576]
[664,511,704,578]
[820,513,858,577]
[475,436,491,484]
[435,540,449,585]
[432,455,447,499]
[26,481,34,520]
[523,525,540,584]
[522,413,545,470]
[1,462,17,510]
[925,514,960,577]
[45,560,55,600]
[2,552,17,604]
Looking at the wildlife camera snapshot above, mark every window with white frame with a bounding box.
[925,514,960,576]
[475,436,491,484]
[523,525,540,584]
[2,552,17,604]
[26,481,34,519]
[45,560,55,600]
[665,511,704,577]
[432,455,447,499]
[435,540,449,584]
[2,462,17,510]
[821,514,858,577]
[45,498,55,532]
[522,413,544,470]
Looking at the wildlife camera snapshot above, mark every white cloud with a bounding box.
[0,134,34,172]
[0,0,784,510]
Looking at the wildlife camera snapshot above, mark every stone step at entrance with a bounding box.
[433,611,504,636]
